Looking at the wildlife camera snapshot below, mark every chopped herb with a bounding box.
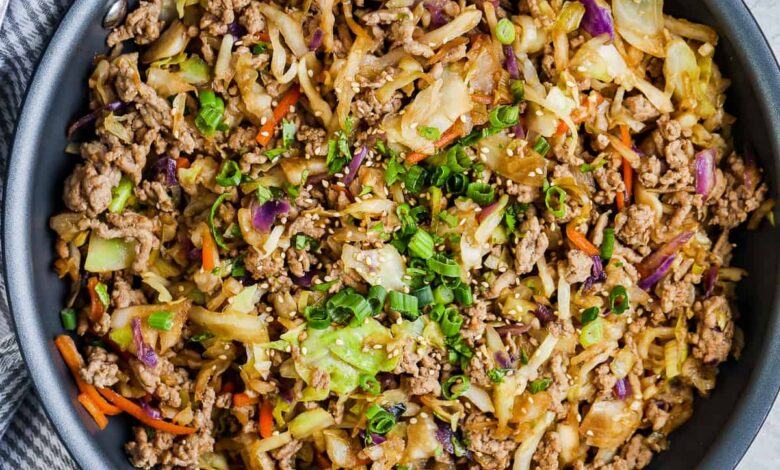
[252,42,269,54]
[487,368,509,384]
[581,306,599,324]
[281,119,296,148]
[359,185,373,196]
[528,377,552,394]
[417,125,441,141]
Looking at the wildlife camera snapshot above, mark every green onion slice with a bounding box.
[533,136,551,157]
[367,285,387,315]
[388,291,419,319]
[427,254,461,278]
[545,186,567,217]
[609,285,629,314]
[411,285,435,307]
[366,404,395,435]
[216,160,242,187]
[440,307,464,337]
[580,306,599,325]
[466,182,496,206]
[579,317,604,347]
[495,18,516,45]
[359,374,381,395]
[408,229,434,259]
[60,308,77,330]
[453,284,473,306]
[445,173,469,195]
[433,284,454,305]
[108,176,133,214]
[148,311,175,331]
[601,228,615,260]
[528,377,552,394]
[303,306,330,329]
[209,193,230,250]
[442,374,471,400]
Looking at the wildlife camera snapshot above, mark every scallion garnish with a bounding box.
[528,377,552,394]
[446,145,471,173]
[581,306,599,325]
[429,165,451,186]
[417,125,441,141]
[108,176,133,214]
[453,284,473,306]
[388,291,419,319]
[440,307,464,337]
[445,173,469,195]
[195,90,225,137]
[209,193,230,249]
[442,374,470,400]
[403,165,428,195]
[579,317,604,347]
[215,160,242,187]
[545,186,567,217]
[303,305,330,329]
[148,311,175,331]
[487,368,508,384]
[601,228,615,260]
[609,285,629,314]
[495,18,516,45]
[408,229,434,259]
[367,285,387,314]
[510,79,525,103]
[411,285,435,307]
[439,211,458,227]
[466,182,496,206]
[533,136,551,157]
[427,254,461,278]
[359,374,381,395]
[60,308,77,330]
[366,404,395,435]
[433,284,454,305]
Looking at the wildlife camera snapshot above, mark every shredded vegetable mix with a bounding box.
[49,0,771,468]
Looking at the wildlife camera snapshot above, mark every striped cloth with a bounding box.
[0,0,78,467]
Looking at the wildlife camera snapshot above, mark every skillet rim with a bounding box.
[3,0,780,468]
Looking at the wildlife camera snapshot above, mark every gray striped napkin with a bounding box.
[0,0,78,467]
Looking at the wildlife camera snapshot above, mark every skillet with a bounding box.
[3,0,780,468]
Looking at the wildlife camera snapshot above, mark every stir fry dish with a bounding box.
[49,0,775,468]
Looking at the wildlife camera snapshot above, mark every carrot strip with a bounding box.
[256,85,302,146]
[201,229,217,271]
[259,401,274,438]
[77,393,109,430]
[566,223,600,257]
[98,387,196,435]
[233,392,258,407]
[406,120,465,164]
[555,119,569,137]
[175,157,190,169]
[258,31,271,42]
[87,277,104,322]
[619,124,631,146]
[616,191,626,210]
[55,336,123,416]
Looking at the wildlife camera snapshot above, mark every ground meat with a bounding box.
[532,431,561,470]
[608,435,654,469]
[710,153,767,228]
[594,363,618,400]
[63,161,122,216]
[79,346,122,388]
[287,212,327,239]
[296,124,328,157]
[546,353,570,417]
[514,216,549,274]
[657,275,696,314]
[271,439,303,470]
[692,295,734,365]
[326,187,351,211]
[390,22,434,57]
[462,300,490,344]
[593,165,624,205]
[311,367,331,390]
[393,339,421,376]
[240,2,265,35]
[465,413,518,470]
[353,89,404,126]
[638,155,662,188]
[107,0,163,47]
[128,357,188,408]
[125,426,174,469]
[624,95,660,122]
[564,249,593,284]
[664,138,694,169]
[408,352,442,396]
[245,248,291,292]
[614,204,655,252]
[362,8,412,25]
[135,180,175,212]
[286,246,316,278]
[467,353,493,388]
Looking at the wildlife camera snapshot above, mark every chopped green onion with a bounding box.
[528,377,552,394]
[581,306,599,325]
[466,182,496,206]
[95,282,110,308]
[520,348,529,365]
[580,157,608,173]
[446,145,471,173]
[252,42,269,54]
[209,193,230,250]
[429,304,445,322]
[216,160,242,187]
[453,284,473,306]
[445,335,475,361]
[601,228,615,260]
[487,368,508,384]
[388,291,419,319]
[533,136,551,157]
[366,404,395,435]
[408,229,434,259]
[231,255,246,278]
[108,176,133,214]
[438,211,458,227]
[328,291,372,324]
[579,317,604,347]
[195,90,225,136]
[495,18,516,45]
[489,105,520,129]
[255,185,273,204]
[545,186,567,217]
[427,254,461,278]
[445,173,469,195]
[440,307,463,337]
[510,80,525,103]
[359,374,381,395]
[433,285,454,305]
[148,311,175,331]
[403,165,428,195]
[609,285,629,314]
[312,280,337,292]
[441,374,470,400]
[429,165,451,186]
[264,148,286,160]
[60,308,77,330]
[367,285,387,314]
[189,331,215,343]
[411,285,435,307]
[417,125,441,141]
[303,305,330,329]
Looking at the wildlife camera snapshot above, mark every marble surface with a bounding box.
[736,4,780,470]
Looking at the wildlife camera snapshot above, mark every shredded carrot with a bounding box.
[87,277,104,322]
[566,223,600,257]
[98,387,196,435]
[555,119,569,137]
[55,335,123,416]
[77,393,109,430]
[259,31,271,42]
[619,124,631,146]
[175,157,190,169]
[256,85,302,146]
[616,191,626,210]
[259,401,274,438]
[233,392,258,407]
[201,230,217,271]
[406,120,464,164]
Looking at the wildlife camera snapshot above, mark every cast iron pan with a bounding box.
[3,0,780,468]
